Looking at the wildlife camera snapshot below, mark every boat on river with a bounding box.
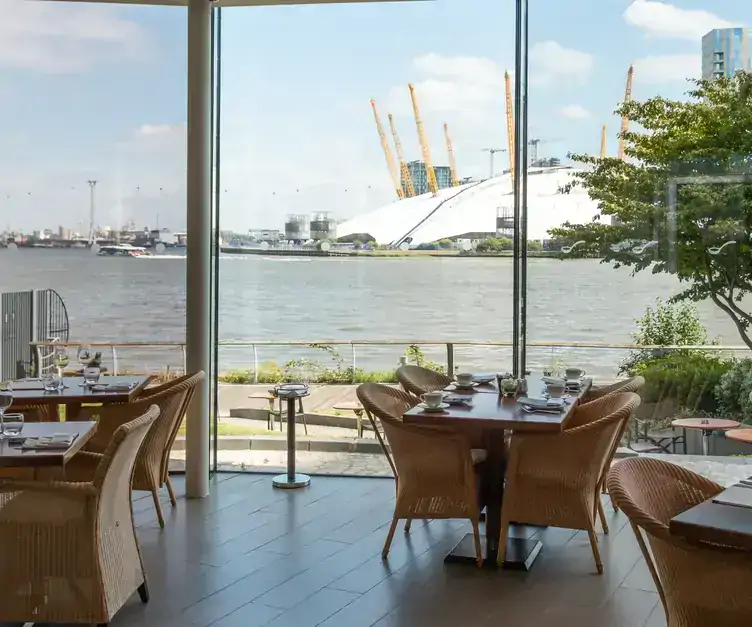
[97,244,150,258]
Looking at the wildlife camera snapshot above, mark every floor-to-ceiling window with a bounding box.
[211,0,519,475]
[0,1,189,464]
[524,0,752,456]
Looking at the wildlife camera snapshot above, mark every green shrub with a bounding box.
[635,353,732,416]
[715,359,752,424]
[621,298,710,374]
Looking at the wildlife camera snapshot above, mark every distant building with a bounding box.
[702,28,751,79]
[248,229,281,243]
[403,161,453,196]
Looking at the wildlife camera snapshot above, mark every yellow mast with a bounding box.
[618,65,634,161]
[370,99,404,200]
[443,123,460,186]
[388,113,415,198]
[600,124,607,158]
[504,71,515,187]
[408,83,439,195]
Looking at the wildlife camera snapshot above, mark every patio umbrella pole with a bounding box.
[273,384,311,489]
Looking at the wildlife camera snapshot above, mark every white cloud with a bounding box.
[117,124,187,154]
[560,105,591,120]
[624,0,734,41]
[633,54,700,83]
[530,41,594,85]
[387,53,507,115]
[0,0,145,72]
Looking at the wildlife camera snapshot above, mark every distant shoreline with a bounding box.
[219,247,569,259]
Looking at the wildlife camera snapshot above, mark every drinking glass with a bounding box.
[0,381,13,441]
[2,413,23,438]
[83,366,101,387]
[42,373,62,392]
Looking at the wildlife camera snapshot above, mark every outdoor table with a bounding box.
[671,418,741,456]
[403,375,592,569]
[726,428,752,445]
[10,375,152,421]
[0,421,97,476]
[333,401,367,438]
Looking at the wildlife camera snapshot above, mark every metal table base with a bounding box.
[272,393,310,489]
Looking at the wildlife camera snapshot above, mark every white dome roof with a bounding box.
[337,167,599,245]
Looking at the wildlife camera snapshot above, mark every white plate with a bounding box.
[452,382,478,390]
[418,402,449,412]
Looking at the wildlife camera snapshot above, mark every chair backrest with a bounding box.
[583,376,645,403]
[357,383,474,502]
[557,392,641,488]
[136,371,204,484]
[93,404,160,494]
[396,365,452,397]
[607,457,752,624]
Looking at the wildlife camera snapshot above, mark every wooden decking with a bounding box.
[48,472,666,627]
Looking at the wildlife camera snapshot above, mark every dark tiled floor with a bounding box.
[22,473,667,627]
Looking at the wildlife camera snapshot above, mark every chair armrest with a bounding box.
[0,478,97,497]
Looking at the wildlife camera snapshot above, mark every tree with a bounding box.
[438,238,454,249]
[550,72,752,349]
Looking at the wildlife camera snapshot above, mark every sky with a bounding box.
[0,0,750,233]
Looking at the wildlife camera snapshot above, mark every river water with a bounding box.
[0,248,746,378]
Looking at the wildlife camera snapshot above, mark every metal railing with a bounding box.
[29,339,751,382]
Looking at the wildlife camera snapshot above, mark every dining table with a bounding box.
[10,375,153,421]
[403,374,592,569]
[0,421,97,476]
[669,486,752,551]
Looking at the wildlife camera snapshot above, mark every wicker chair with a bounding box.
[582,375,645,403]
[357,383,486,567]
[498,392,641,573]
[65,371,204,527]
[396,364,452,397]
[7,403,53,422]
[607,457,752,626]
[0,404,159,625]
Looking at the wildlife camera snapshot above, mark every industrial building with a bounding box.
[702,28,751,79]
[336,166,599,246]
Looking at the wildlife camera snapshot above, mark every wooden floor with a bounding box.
[19,473,667,627]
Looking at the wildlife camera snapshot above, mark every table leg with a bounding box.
[273,398,310,489]
[702,429,711,456]
[355,409,363,438]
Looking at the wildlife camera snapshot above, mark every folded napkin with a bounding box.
[11,379,46,390]
[541,376,566,386]
[21,433,78,450]
[90,383,136,393]
[444,394,474,406]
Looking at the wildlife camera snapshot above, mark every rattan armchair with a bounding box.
[607,457,752,626]
[0,404,159,625]
[498,392,640,573]
[582,375,645,403]
[357,383,486,567]
[396,364,452,397]
[66,371,204,527]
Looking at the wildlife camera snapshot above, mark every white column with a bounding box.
[185,0,212,498]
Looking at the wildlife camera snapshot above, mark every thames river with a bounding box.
[0,248,746,378]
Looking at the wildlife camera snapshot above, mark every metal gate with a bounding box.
[0,289,69,380]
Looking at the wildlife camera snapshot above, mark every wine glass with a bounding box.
[0,381,13,441]
[53,347,69,380]
[78,345,92,369]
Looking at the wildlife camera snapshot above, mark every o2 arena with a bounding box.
[336,166,600,247]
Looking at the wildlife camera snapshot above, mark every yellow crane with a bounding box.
[600,124,607,158]
[388,113,415,198]
[370,99,404,200]
[504,71,515,186]
[408,83,439,196]
[443,123,460,186]
[618,65,634,161]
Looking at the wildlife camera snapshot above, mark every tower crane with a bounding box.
[408,83,439,196]
[443,123,460,186]
[504,71,515,187]
[481,148,506,179]
[618,65,634,161]
[370,99,404,200]
[388,114,415,198]
[600,124,607,158]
